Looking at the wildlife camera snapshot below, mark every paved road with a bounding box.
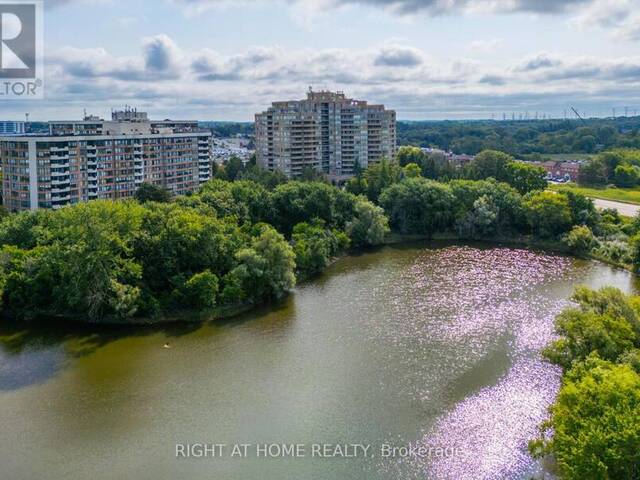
[593,198,640,217]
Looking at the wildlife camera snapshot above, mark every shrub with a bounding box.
[563,225,596,255]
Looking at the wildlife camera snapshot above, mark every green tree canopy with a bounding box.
[469,150,514,180]
[396,146,426,167]
[523,191,574,238]
[531,356,640,480]
[379,178,455,236]
[504,161,548,194]
[134,183,172,203]
[346,197,390,248]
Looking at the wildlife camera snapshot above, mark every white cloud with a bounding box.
[33,34,640,121]
[571,0,640,41]
[467,38,502,53]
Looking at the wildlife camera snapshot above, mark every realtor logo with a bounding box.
[0,1,42,98]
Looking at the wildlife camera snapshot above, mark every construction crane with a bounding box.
[570,107,587,125]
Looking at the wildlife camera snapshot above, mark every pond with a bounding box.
[0,242,636,480]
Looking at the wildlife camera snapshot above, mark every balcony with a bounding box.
[51,177,70,186]
[51,193,71,202]
[51,170,70,178]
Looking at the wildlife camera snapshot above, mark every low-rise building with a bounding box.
[529,160,582,182]
[0,109,212,211]
[421,147,475,167]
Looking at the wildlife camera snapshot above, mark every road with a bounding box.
[593,198,640,217]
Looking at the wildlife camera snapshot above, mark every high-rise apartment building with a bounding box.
[0,109,212,211]
[255,89,396,180]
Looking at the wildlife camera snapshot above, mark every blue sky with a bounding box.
[4,0,640,120]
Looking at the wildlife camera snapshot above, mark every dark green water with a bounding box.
[0,243,636,480]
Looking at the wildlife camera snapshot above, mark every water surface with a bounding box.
[0,243,636,480]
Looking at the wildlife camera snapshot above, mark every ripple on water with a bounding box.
[362,246,573,480]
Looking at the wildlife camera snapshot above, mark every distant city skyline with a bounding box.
[3,0,640,121]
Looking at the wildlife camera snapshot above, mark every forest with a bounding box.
[397,116,640,155]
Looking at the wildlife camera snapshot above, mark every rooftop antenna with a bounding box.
[25,113,29,122]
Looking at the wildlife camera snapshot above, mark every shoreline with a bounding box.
[4,234,632,327]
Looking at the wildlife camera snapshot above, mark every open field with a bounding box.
[550,183,640,205]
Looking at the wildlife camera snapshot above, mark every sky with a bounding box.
[3,0,640,121]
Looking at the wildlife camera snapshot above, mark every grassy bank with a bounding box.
[550,183,640,205]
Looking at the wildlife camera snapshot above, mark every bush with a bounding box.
[563,225,596,255]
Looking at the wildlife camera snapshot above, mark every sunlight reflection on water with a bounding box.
[367,246,573,479]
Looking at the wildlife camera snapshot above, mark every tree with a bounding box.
[224,156,245,181]
[403,163,422,178]
[196,179,271,224]
[345,175,368,197]
[631,233,640,272]
[530,357,640,480]
[268,181,356,235]
[504,161,548,194]
[346,198,389,248]
[469,150,514,180]
[135,183,172,203]
[379,178,455,236]
[599,151,624,180]
[563,190,600,230]
[523,191,574,238]
[178,270,219,309]
[291,221,349,278]
[449,179,526,234]
[578,158,607,186]
[396,146,426,167]
[227,224,296,303]
[362,159,403,202]
[573,134,597,153]
[237,164,288,189]
[456,195,499,238]
[543,286,640,369]
[300,166,328,183]
[613,163,640,188]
